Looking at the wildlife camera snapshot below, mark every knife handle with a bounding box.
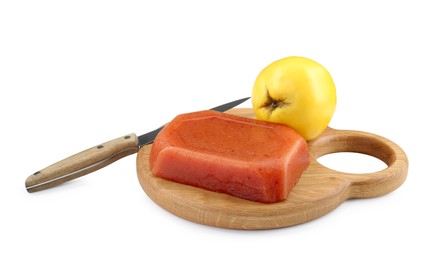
[25,133,139,193]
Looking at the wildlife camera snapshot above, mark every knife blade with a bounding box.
[25,97,250,193]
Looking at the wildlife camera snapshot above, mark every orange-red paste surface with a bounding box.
[149,110,309,203]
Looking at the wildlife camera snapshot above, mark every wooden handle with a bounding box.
[308,127,408,199]
[25,133,139,192]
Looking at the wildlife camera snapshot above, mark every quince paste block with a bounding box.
[149,110,310,203]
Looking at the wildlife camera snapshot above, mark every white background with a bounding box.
[1,1,438,259]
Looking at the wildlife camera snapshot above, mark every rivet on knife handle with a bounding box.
[25,133,139,193]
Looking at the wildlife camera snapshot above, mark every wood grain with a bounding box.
[136,108,408,230]
[26,133,139,192]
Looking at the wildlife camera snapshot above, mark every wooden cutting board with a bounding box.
[136,108,408,230]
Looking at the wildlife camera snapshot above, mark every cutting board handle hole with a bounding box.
[310,129,400,175]
[317,152,388,174]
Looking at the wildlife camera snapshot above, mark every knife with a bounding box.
[25,97,250,193]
